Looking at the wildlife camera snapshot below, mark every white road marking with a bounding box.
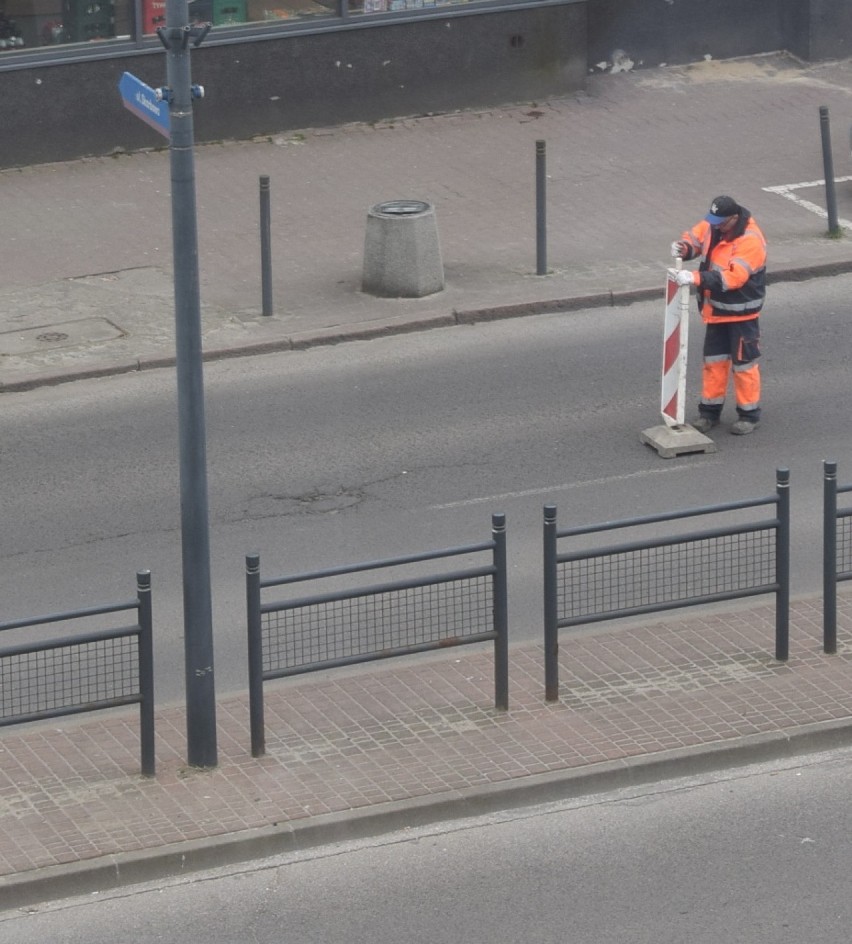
[762,177,852,229]
[428,463,704,510]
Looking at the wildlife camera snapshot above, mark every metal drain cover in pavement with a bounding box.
[0,318,124,356]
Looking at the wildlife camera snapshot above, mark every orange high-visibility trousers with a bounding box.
[699,319,761,419]
[702,357,761,411]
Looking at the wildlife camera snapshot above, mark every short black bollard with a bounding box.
[259,175,273,316]
[536,140,547,275]
[819,106,841,237]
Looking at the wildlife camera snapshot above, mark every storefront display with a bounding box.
[140,0,163,31]
[0,10,25,46]
[62,0,116,41]
[2,0,62,47]
[0,0,462,47]
[0,0,130,44]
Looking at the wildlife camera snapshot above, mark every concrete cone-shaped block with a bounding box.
[362,200,444,298]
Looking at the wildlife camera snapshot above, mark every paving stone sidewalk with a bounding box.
[2,594,851,911]
[3,54,852,390]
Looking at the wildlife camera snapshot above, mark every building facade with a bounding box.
[0,0,849,166]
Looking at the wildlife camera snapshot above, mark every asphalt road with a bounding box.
[2,745,851,942]
[3,274,852,703]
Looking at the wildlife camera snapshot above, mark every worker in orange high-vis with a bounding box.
[671,195,767,436]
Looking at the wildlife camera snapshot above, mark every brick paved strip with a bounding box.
[1,597,851,906]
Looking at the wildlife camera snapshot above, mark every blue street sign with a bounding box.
[118,71,170,139]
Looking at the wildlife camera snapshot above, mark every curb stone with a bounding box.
[3,715,852,913]
[4,260,850,395]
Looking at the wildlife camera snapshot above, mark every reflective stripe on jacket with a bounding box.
[680,208,767,323]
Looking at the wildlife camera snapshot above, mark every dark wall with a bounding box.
[585,0,851,70]
[2,0,850,167]
[191,6,587,142]
[587,0,795,70]
[0,4,587,167]
[808,0,852,61]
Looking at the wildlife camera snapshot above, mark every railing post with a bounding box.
[491,512,509,711]
[543,504,559,701]
[246,553,266,757]
[823,459,838,654]
[775,468,790,662]
[137,570,156,777]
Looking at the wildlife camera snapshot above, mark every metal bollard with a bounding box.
[259,175,273,316]
[819,106,841,237]
[536,140,547,275]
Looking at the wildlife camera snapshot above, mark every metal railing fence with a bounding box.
[544,469,791,701]
[0,571,155,776]
[246,514,508,756]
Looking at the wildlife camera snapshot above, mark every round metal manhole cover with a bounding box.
[376,200,430,215]
[36,331,70,343]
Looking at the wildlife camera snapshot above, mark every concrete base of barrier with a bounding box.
[640,423,717,459]
[362,200,444,298]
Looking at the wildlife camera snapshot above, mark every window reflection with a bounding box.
[0,0,475,51]
[142,0,164,31]
[356,0,438,10]
[182,0,334,29]
[0,0,125,48]
[356,0,469,10]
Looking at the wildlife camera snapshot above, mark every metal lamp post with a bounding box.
[159,3,217,768]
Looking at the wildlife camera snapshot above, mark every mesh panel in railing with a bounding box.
[262,575,493,673]
[558,530,776,621]
[836,512,852,576]
[1,636,139,721]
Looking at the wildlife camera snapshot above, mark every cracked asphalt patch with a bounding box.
[242,489,365,518]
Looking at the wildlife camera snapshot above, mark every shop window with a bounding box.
[0,0,131,48]
[0,0,489,50]
[147,0,336,32]
[0,9,26,46]
[354,0,470,13]
[240,0,336,23]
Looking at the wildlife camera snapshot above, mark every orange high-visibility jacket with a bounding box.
[680,209,767,324]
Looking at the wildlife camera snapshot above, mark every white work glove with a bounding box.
[670,241,686,258]
[675,269,694,286]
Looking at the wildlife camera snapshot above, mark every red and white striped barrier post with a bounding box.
[660,259,690,427]
[640,259,715,457]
